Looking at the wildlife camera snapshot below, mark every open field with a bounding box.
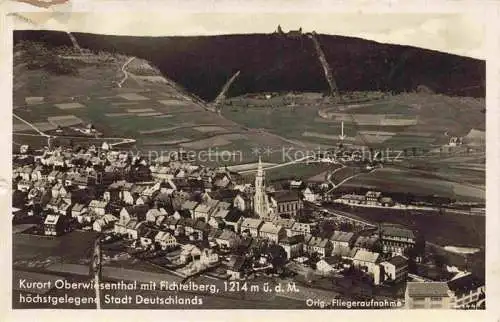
[226,162,277,172]
[47,115,84,127]
[342,167,485,202]
[13,230,99,266]
[117,92,150,101]
[241,162,333,182]
[142,138,190,146]
[332,205,485,248]
[137,112,163,117]
[179,133,246,149]
[54,102,86,110]
[126,108,156,113]
[223,92,484,152]
[193,126,229,133]
[12,122,57,133]
[104,113,130,117]
[13,49,485,175]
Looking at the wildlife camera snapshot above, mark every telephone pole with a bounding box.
[90,236,103,309]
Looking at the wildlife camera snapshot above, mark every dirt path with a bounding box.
[13,113,50,137]
[117,57,135,88]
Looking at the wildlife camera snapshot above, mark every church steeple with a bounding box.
[257,156,263,177]
[253,155,270,219]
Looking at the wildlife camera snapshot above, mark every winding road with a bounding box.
[117,57,135,88]
[238,155,315,174]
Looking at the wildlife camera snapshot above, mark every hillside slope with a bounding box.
[14,30,485,101]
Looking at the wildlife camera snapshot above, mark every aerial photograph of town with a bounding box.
[11,14,486,310]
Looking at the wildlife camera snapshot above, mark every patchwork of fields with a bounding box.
[13,52,485,188]
[341,167,485,202]
[223,93,485,151]
[13,65,327,169]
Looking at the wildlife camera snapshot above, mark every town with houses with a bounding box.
[12,141,485,309]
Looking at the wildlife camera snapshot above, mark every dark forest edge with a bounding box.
[14,30,485,101]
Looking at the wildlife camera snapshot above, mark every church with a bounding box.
[253,157,303,221]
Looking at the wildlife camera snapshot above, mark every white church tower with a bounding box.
[253,156,273,220]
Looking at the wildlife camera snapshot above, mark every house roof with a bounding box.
[332,245,351,257]
[44,214,60,224]
[146,208,166,218]
[406,282,451,298]
[216,230,237,241]
[279,234,304,245]
[354,235,379,249]
[154,231,166,241]
[385,255,408,268]
[209,189,238,201]
[95,214,117,226]
[125,219,138,229]
[194,220,210,231]
[223,208,244,223]
[348,248,359,259]
[330,230,355,243]
[102,214,118,222]
[71,203,86,212]
[341,194,366,201]
[380,224,415,240]
[241,218,263,229]
[194,203,212,214]
[131,185,147,195]
[321,256,341,265]
[59,202,71,210]
[209,228,223,239]
[292,221,314,231]
[217,201,231,210]
[49,197,62,205]
[272,190,301,203]
[181,200,198,210]
[366,191,381,198]
[155,215,166,226]
[260,222,282,235]
[89,200,108,208]
[353,249,380,263]
[213,208,230,219]
[273,218,296,229]
[309,237,330,248]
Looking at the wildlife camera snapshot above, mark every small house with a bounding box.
[222,208,244,233]
[44,214,66,236]
[93,214,118,232]
[145,207,168,222]
[227,255,246,280]
[316,256,342,274]
[240,218,263,238]
[259,222,286,243]
[215,230,239,250]
[380,255,408,283]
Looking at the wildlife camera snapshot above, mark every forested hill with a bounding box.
[14,30,485,100]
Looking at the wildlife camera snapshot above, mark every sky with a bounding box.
[6,1,487,59]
